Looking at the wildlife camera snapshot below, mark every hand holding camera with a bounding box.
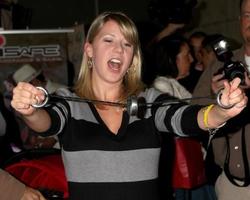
[212,37,248,84]
[210,36,250,95]
[211,73,226,94]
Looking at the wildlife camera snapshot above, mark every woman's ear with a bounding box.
[84,42,93,57]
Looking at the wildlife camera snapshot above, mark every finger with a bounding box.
[13,84,45,106]
[37,191,46,200]
[12,90,38,106]
[40,195,47,200]
[234,95,248,109]
[16,82,35,91]
[212,73,224,82]
[235,100,247,109]
[229,85,244,98]
[12,101,31,110]
[229,77,241,92]
[229,90,245,105]
[16,82,45,98]
[222,80,230,96]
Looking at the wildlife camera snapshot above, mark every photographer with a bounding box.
[191,0,250,199]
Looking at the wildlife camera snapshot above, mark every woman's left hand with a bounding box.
[219,77,248,117]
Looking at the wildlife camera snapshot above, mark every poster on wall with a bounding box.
[0,29,74,91]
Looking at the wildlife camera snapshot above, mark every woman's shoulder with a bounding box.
[153,76,191,97]
[139,87,162,102]
[153,76,178,87]
[55,87,77,97]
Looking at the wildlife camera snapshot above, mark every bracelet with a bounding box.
[203,104,226,135]
[216,89,234,109]
[203,104,215,128]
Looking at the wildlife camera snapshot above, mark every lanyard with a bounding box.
[32,87,214,116]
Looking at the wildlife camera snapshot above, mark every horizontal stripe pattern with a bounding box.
[52,104,67,134]
[154,105,171,132]
[171,105,189,136]
[62,148,160,183]
[39,87,204,199]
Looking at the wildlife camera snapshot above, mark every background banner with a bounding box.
[0,29,74,91]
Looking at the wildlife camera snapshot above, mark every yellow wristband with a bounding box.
[203,104,215,129]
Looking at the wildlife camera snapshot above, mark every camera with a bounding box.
[212,37,247,84]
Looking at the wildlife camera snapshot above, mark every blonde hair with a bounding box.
[74,11,144,102]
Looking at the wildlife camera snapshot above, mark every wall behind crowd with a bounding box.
[190,0,242,45]
[17,0,151,29]
[17,0,242,44]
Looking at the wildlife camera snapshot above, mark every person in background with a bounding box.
[152,34,193,97]
[152,33,216,200]
[142,0,197,87]
[142,23,185,86]
[13,64,67,95]
[151,33,192,200]
[0,168,46,200]
[189,31,207,72]
[191,0,250,199]
[189,31,207,85]
[0,90,22,164]
[151,33,197,94]
[200,34,224,70]
[11,11,247,200]
[3,73,16,111]
[0,99,45,200]
[146,0,197,47]
[0,107,8,163]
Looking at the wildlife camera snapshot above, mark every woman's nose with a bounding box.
[114,42,124,53]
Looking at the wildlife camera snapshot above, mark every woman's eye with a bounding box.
[124,43,132,48]
[104,38,112,43]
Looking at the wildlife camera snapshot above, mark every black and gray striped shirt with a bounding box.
[42,87,204,200]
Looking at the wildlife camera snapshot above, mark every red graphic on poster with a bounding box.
[0,35,6,47]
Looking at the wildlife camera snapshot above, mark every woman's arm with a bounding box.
[11,82,51,133]
[148,23,185,46]
[153,77,247,136]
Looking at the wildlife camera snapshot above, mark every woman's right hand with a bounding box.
[11,82,45,116]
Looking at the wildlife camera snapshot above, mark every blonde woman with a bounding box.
[11,12,247,200]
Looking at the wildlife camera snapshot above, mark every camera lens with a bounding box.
[225,62,246,84]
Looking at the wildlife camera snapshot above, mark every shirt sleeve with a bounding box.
[37,88,71,137]
[143,88,206,136]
